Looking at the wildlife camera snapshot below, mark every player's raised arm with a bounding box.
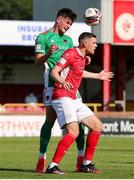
[35,44,59,66]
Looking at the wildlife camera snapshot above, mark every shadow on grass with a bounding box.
[99,148,134,152]
[0,168,35,173]
[0,168,78,174]
[110,161,134,164]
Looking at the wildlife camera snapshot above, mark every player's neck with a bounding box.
[51,25,64,36]
[77,47,86,57]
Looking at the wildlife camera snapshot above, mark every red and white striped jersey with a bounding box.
[52,48,86,100]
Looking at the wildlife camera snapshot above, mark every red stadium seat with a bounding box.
[5,106,16,112]
[15,106,25,112]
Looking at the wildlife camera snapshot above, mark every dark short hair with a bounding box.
[78,32,96,43]
[56,8,77,22]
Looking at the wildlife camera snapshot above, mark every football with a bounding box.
[84,8,102,26]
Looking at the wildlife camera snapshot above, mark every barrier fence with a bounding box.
[0,103,133,137]
[0,102,116,113]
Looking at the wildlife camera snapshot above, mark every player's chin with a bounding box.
[63,28,68,33]
[92,50,96,54]
[59,29,65,34]
[62,27,69,33]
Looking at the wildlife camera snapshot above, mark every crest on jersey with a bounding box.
[63,39,67,43]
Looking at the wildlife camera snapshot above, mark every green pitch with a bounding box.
[0,136,134,179]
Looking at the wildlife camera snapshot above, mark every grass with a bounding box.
[0,136,134,179]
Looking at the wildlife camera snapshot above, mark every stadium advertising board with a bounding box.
[101,118,134,135]
[0,115,62,137]
[0,115,134,137]
[113,0,134,45]
[0,20,91,46]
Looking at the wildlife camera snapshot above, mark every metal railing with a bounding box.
[0,102,116,113]
[85,103,116,112]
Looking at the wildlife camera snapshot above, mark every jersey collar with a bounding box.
[76,48,85,57]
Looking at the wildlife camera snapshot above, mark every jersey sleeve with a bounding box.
[56,49,72,70]
[35,33,47,54]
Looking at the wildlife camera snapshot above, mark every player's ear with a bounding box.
[57,16,62,23]
[57,17,60,23]
[83,40,88,47]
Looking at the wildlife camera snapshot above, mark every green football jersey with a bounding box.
[35,30,74,86]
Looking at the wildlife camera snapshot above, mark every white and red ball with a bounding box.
[84,8,102,26]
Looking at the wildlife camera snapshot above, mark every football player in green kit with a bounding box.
[35,8,85,173]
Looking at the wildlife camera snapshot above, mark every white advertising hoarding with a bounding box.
[0,20,91,46]
[0,115,62,137]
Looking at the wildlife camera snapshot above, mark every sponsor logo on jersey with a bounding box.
[50,39,55,43]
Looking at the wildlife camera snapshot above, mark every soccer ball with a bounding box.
[84,8,102,26]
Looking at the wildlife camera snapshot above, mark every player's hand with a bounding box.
[61,81,73,91]
[85,56,91,65]
[49,44,59,54]
[99,69,114,81]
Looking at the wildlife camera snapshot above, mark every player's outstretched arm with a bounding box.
[98,69,114,81]
[82,69,114,81]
